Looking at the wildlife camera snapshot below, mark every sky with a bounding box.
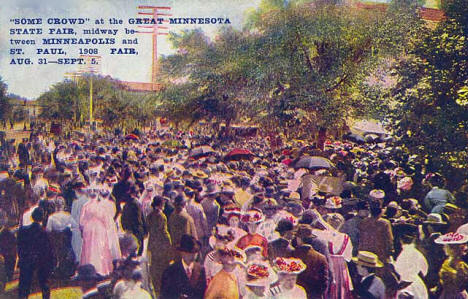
[0,0,261,99]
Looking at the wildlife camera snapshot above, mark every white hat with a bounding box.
[245,261,277,287]
[273,257,306,275]
[435,232,468,244]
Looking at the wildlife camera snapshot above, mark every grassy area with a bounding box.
[4,280,82,299]
[28,287,82,299]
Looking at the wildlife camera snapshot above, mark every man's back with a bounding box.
[17,222,54,268]
[358,217,393,263]
[293,245,329,298]
[168,210,197,246]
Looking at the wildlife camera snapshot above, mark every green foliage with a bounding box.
[12,106,27,122]
[38,76,158,128]
[388,16,468,172]
[158,0,423,135]
[0,77,12,121]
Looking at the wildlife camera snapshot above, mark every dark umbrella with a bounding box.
[190,145,215,159]
[293,156,334,170]
[224,148,254,161]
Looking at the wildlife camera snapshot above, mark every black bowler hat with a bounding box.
[177,234,201,253]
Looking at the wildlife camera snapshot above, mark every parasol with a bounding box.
[189,145,214,159]
[293,156,334,170]
[125,134,139,140]
[352,120,388,135]
[224,148,254,161]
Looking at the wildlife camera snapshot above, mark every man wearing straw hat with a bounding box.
[352,251,386,299]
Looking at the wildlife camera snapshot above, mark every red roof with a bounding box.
[118,81,162,92]
[418,7,446,22]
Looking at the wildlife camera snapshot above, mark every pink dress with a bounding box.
[80,199,121,275]
[327,234,354,299]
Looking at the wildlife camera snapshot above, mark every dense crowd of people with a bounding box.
[0,125,467,299]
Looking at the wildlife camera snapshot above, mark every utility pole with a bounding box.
[65,55,101,130]
[64,71,83,124]
[79,55,101,125]
[137,5,171,91]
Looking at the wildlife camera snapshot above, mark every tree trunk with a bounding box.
[317,127,327,151]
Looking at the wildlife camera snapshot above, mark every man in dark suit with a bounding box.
[292,225,329,299]
[121,186,147,256]
[0,209,16,282]
[160,234,207,299]
[268,219,295,262]
[17,139,29,168]
[17,207,55,299]
[359,200,398,298]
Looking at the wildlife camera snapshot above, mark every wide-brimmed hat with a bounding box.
[274,210,298,227]
[209,224,236,249]
[285,201,304,217]
[435,232,468,244]
[0,171,9,180]
[246,261,277,287]
[324,196,342,209]
[72,264,104,281]
[397,177,413,191]
[177,234,201,253]
[241,208,265,224]
[273,257,306,275]
[192,170,208,179]
[444,203,459,214]
[295,224,316,240]
[423,213,448,225]
[288,192,301,201]
[352,251,384,268]
[201,183,221,197]
[215,247,246,265]
[223,204,242,217]
[369,189,385,200]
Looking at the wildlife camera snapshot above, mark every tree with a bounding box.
[0,77,12,122]
[388,1,468,180]
[158,28,256,131]
[37,75,158,130]
[158,0,424,140]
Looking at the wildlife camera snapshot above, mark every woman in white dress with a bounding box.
[80,184,121,275]
[394,232,429,299]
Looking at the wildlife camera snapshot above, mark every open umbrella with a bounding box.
[293,156,334,170]
[352,120,387,135]
[190,145,214,159]
[225,148,254,161]
[125,134,139,141]
[282,158,293,166]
